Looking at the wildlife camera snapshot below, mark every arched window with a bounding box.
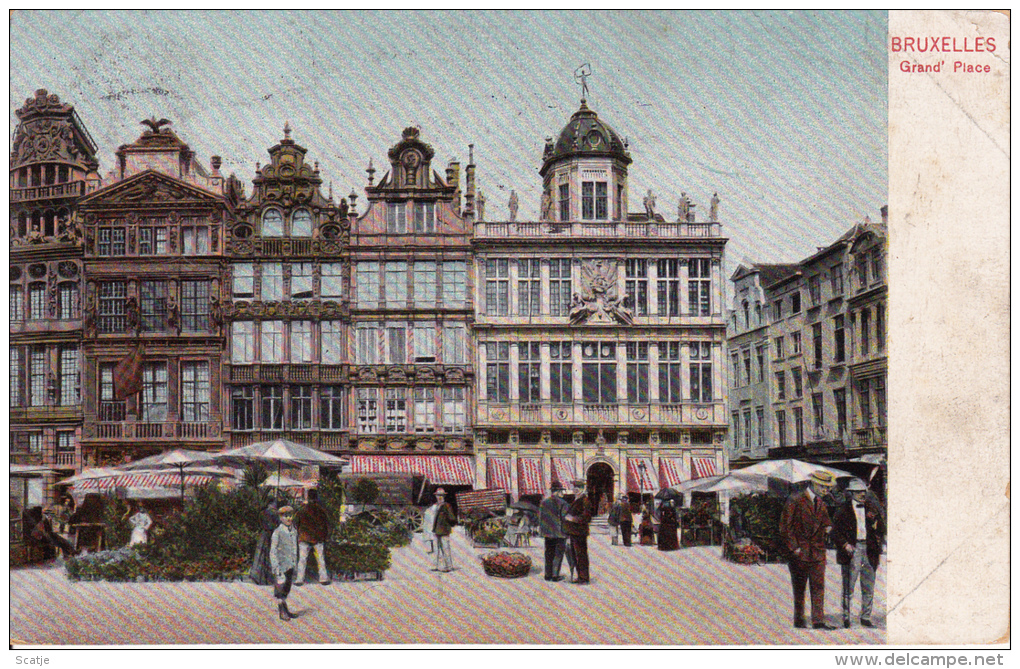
[261,209,284,237]
[291,209,313,237]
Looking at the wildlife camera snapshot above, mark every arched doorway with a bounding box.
[586,462,615,517]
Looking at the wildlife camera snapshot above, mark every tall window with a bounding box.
[140,281,168,332]
[233,263,255,298]
[387,324,406,364]
[59,346,78,406]
[689,341,713,402]
[870,250,882,284]
[812,392,824,435]
[29,283,46,320]
[550,342,573,403]
[413,202,435,232]
[774,336,785,359]
[517,259,540,316]
[688,258,711,316]
[742,350,752,386]
[442,325,466,364]
[356,325,378,364]
[141,362,168,422]
[441,261,466,307]
[831,263,844,294]
[625,259,648,316]
[262,263,283,301]
[97,227,126,256]
[180,361,210,422]
[356,262,380,307]
[386,202,407,233]
[791,290,802,313]
[261,385,285,430]
[58,283,78,320]
[291,209,313,237]
[320,386,344,430]
[755,345,765,382]
[626,342,649,404]
[582,342,617,404]
[291,262,313,299]
[657,259,680,317]
[858,379,872,428]
[413,387,436,433]
[876,303,885,351]
[290,386,313,430]
[384,261,408,307]
[98,363,124,421]
[182,224,210,255]
[732,411,741,451]
[441,387,466,433]
[549,259,572,316]
[791,331,802,355]
[518,342,541,403]
[812,322,823,369]
[860,308,871,356]
[10,286,23,321]
[658,341,683,404]
[384,388,407,433]
[595,181,608,220]
[756,407,765,448]
[793,407,804,445]
[558,183,570,221]
[357,388,379,433]
[261,321,285,363]
[485,259,509,316]
[232,322,255,364]
[792,367,803,398]
[834,315,846,363]
[743,411,753,451]
[290,321,313,363]
[262,209,284,237]
[29,348,46,407]
[773,299,783,321]
[139,226,168,255]
[57,431,74,454]
[321,321,344,365]
[730,353,740,389]
[581,181,607,220]
[413,261,437,307]
[321,262,343,299]
[775,371,786,400]
[413,325,436,363]
[10,348,22,407]
[809,275,821,304]
[834,389,847,436]
[181,281,209,331]
[874,378,886,427]
[485,342,510,403]
[776,410,787,447]
[856,255,868,290]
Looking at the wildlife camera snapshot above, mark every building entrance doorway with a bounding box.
[586,462,615,517]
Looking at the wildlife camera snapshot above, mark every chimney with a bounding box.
[880,205,888,225]
[464,144,476,219]
[447,161,461,215]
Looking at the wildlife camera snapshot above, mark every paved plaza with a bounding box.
[11,530,885,646]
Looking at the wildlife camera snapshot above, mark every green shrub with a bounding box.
[66,547,143,581]
[102,497,132,549]
[349,478,379,505]
[326,542,390,575]
[335,512,411,548]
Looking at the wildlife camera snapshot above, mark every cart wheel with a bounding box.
[402,507,424,532]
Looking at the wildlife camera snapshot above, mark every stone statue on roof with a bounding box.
[710,192,720,222]
[644,189,656,219]
[508,190,519,222]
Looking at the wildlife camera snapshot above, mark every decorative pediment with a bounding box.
[79,170,224,207]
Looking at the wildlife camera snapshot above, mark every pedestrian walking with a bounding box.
[657,499,680,551]
[638,510,656,546]
[832,479,885,628]
[780,470,836,630]
[539,481,569,581]
[249,499,278,585]
[270,505,298,621]
[430,488,457,572]
[563,479,593,584]
[294,489,331,585]
[608,496,621,546]
[617,494,634,547]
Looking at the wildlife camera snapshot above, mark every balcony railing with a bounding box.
[475,220,722,239]
[853,426,887,449]
[90,419,222,441]
[54,451,76,467]
[10,181,86,203]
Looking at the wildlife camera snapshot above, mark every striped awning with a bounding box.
[627,458,658,493]
[550,457,576,487]
[486,458,512,494]
[74,473,214,492]
[658,458,684,488]
[517,458,544,496]
[350,455,475,486]
[691,457,719,479]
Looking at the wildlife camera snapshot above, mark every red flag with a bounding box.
[113,344,144,400]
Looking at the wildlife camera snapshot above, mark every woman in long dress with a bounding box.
[638,511,656,546]
[249,500,279,585]
[127,503,153,546]
[656,500,680,551]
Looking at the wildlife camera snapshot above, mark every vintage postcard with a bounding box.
[8,9,1009,655]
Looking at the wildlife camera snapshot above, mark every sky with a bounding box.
[10,10,887,272]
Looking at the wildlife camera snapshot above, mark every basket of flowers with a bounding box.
[727,540,766,565]
[481,551,532,578]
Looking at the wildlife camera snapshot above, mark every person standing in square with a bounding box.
[294,488,331,586]
[780,471,836,629]
[539,481,569,580]
[832,479,885,628]
[431,488,457,572]
[270,505,298,621]
[563,479,593,584]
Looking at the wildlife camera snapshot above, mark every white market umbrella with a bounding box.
[260,473,313,489]
[688,472,770,494]
[10,464,58,476]
[119,449,228,502]
[200,439,347,501]
[734,459,855,484]
[672,475,727,494]
[57,467,124,486]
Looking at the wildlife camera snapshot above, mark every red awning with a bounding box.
[486,458,512,494]
[350,455,475,485]
[627,458,658,493]
[658,458,684,488]
[517,458,544,496]
[691,457,719,479]
[550,457,576,487]
[74,473,214,491]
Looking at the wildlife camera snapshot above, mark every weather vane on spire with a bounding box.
[574,63,593,103]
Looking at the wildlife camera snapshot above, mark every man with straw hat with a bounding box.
[430,488,457,572]
[832,478,886,628]
[780,470,837,629]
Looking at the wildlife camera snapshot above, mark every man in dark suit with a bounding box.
[539,481,569,581]
[431,488,457,572]
[294,488,331,585]
[832,479,886,628]
[563,479,593,584]
[780,470,836,629]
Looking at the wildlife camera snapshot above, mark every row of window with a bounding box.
[384,201,437,234]
[232,321,344,364]
[96,280,212,333]
[353,323,467,365]
[230,385,345,431]
[258,209,315,237]
[10,283,79,322]
[97,361,210,423]
[93,223,213,256]
[9,346,79,408]
[12,164,77,188]
[355,387,466,435]
[771,381,885,448]
[482,341,714,404]
[555,180,624,221]
[354,260,467,309]
[11,431,76,454]
[233,262,344,301]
